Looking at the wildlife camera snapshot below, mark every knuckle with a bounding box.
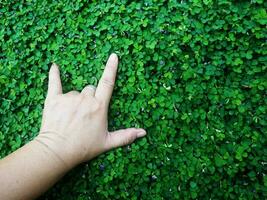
[96,100,104,110]
[69,90,80,96]
[79,93,86,102]
[44,98,50,106]
[101,78,114,87]
[124,133,137,146]
[123,138,130,146]
[44,98,56,107]
[82,86,95,96]
[86,85,96,90]
[90,99,103,113]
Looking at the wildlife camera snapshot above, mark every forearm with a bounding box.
[0,137,73,200]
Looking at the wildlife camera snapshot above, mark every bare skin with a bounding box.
[0,53,146,200]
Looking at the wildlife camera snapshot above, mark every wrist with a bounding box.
[34,132,80,170]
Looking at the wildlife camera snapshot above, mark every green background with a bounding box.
[0,0,266,199]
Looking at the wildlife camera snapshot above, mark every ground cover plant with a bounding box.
[0,0,266,199]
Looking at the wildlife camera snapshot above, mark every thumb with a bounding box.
[105,128,146,150]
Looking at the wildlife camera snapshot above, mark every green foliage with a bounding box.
[1,0,267,199]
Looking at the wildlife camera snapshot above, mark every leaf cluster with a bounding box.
[0,0,266,199]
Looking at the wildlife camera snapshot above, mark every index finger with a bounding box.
[95,53,118,105]
[47,63,62,98]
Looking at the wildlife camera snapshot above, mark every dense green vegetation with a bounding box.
[0,0,266,199]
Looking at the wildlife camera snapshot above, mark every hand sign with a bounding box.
[36,53,147,168]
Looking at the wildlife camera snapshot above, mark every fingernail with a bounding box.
[51,63,56,68]
[110,53,118,60]
[137,129,146,138]
[51,63,59,71]
[111,53,117,57]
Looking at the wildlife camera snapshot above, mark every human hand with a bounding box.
[35,53,146,169]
